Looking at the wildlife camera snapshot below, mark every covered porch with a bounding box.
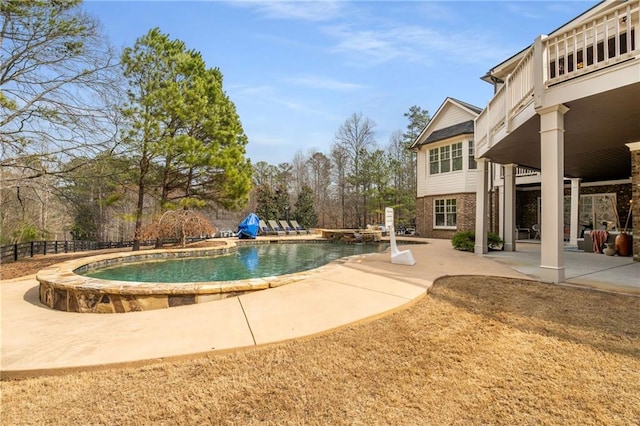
[475,0,640,282]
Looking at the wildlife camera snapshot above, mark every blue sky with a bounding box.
[84,0,598,165]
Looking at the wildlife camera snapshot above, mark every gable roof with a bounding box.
[417,120,475,147]
[410,97,481,149]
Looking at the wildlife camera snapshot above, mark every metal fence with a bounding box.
[0,237,208,264]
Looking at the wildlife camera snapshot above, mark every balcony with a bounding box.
[475,0,640,182]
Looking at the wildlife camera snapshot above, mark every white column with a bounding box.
[569,178,581,246]
[475,158,489,254]
[538,104,569,283]
[503,164,517,251]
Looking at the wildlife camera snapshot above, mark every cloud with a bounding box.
[325,23,511,67]
[505,3,545,20]
[230,0,345,22]
[230,83,341,119]
[285,75,366,91]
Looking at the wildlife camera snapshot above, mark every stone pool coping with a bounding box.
[36,239,382,313]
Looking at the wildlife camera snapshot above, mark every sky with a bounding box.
[83,0,599,165]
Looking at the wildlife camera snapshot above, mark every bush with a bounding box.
[451,231,503,252]
[451,231,475,252]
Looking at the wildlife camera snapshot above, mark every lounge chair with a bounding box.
[279,220,297,234]
[290,220,310,234]
[258,219,277,236]
[268,219,286,236]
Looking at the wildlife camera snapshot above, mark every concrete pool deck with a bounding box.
[1,237,639,379]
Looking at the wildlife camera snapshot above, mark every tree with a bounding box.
[334,112,376,228]
[252,161,278,188]
[330,143,349,228]
[294,185,317,228]
[306,151,331,227]
[1,0,120,182]
[120,28,251,250]
[273,183,290,220]
[362,149,393,225]
[0,0,120,243]
[255,185,277,221]
[140,210,215,247]
[398,105,430,224]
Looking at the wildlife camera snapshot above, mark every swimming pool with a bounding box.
[37,240,389,313]
[84,242,387,283]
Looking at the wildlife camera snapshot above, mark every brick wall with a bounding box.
[515,183,633,231]
[415,192,497,239]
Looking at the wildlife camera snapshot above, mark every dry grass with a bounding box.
[2,275,639,425]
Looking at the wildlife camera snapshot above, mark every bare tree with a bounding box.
[0,0,121,182]
[290,150,309,201]
[0,1,121,241]
[334,112,376,227]
[307,151,331,228]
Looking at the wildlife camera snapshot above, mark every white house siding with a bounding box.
[428,105,476,131]
[417,138,477,197]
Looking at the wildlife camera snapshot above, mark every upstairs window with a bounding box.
[452,142,463,171]
[440,145,451,173]
[429,148,439,175]
[469,140,477,169]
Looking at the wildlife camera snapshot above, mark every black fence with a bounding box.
[0,237,208,264]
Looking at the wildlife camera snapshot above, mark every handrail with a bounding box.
[475,0,639,157]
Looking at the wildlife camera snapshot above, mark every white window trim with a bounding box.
[433,198,457,230]
[429,141,468,176]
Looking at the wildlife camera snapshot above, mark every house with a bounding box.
[476,0,639,282]
[415,0,639,283]
[411,98,485,239]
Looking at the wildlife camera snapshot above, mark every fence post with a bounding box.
[30,241,34,258]
[43,240,47,256]
[14,243,18,261]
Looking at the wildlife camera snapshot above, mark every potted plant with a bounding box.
[616,200,633,256]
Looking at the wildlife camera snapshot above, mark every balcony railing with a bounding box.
[476,0,639,156]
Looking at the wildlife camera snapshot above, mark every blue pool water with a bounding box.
[84,243,388,283]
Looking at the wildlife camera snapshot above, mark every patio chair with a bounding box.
[290,220,310,235]
[279,220,297,235]
[532,224,541,239]
[268,219,286,236]
[258,219,277,236]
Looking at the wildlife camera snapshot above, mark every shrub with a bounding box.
[451,231,504,252]
[451,231,475,252]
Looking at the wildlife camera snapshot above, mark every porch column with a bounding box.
[475,158,489,254]
[569,178,581,246]
[626,141,640,262]
[537,104,569,283]
[503,164,517,251]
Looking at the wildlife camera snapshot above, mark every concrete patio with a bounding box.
[1,238,638,379]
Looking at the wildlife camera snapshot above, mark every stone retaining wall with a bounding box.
[36,240,321,314]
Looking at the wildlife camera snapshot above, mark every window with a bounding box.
[578,193,617,230]
[430,141,470,174]
[440,145,451,173]
[435,198,457,228]
[468,140,477,169]
[429,148,439,175]
[452,142,463,171]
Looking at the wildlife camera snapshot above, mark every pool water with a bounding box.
[84,243,388,283]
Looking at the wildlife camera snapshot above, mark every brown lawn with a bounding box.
[1,253,639,425]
